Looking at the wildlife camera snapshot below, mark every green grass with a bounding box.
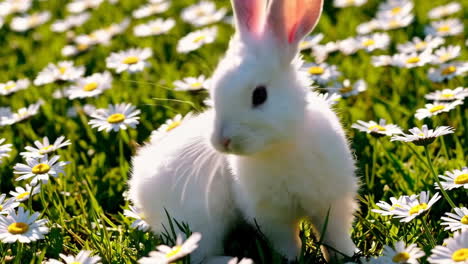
[0,0,467,263]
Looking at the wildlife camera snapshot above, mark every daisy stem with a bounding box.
[421,215,436,248]
[118,131,126,180]
[370,138,378,188]
[15,242,23,264]
[423,146,456,209]
[27,184,36,210]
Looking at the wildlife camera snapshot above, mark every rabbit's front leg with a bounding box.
[307,194,357,259]
[252,213,302,261]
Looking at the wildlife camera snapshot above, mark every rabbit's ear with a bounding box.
[266,0,323,60]
[231,0,267,39]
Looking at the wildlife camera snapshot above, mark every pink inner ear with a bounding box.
[233,0,267,37]
[282,0,323,43]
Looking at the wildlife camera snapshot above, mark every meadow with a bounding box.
[0,0,467,263]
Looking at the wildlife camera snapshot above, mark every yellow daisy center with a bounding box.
[193,35,206,43]
[71,262,82,264]
[368,125,386,131]
[32,163,50,174]
[39,145,54,155]
[454,174,468,185]
[107,113,126,124]
[8,222,29,234]
[83,82,98,92]
[346,0,355,4]
[429,105,445,113]
[452,248,468,261]
[59,67,67,74]
[390,204,402,210]
[152,25,162,32]
[392,252,410,262]
[441,93,454,99]
[77,44,89,51]
[439,53,451,62]
[17,192,30,200]
[409,203,428,215]
[441,66,456,75]
[391,7,402,14]
[461,215,468,225]
[438,25,450,32]
[4,84,16,90]
[406,57,420,64]
[339,86,354,94]
[122,56,140,65]
[389,20,400,28]
[308,66,325,75]
[189,82,202,89]
[166,246,182,258]
[362,39,375,47]
[299,41,309,49]
[0,205,3,211]
[418,133,425,137]
[415,41,427,50]
[166,121,181,132]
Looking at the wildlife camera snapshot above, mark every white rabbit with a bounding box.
[129,0,359,262]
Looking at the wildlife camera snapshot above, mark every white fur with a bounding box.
[129,0,359,262]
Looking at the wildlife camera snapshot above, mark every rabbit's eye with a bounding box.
[252,85,267,107]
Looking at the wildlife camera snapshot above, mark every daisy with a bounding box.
[298,33,324,51]
[10,11,51,32]
[65,71,113,99]
[372,55,393,67]
[327,79,366,97]
[425,87,468,102]
[302,62,341,85]
[0,107,13,126]
[3,100,43,126]
[132,1,171,19]
[20,136,72,159]
[34,61,85,86]
[177,27,218,54]
[88,103,140,132]
[352,119,403,137]
[356,19,380,35]
[9,184,41,202]
[0,79,30,96]
[106,48,152,74]
[0,207,49,243]
[441,207,468,232]
[391,125,454,146]
[228,258,254,264]
[425,18,464,37]
[428,2,462,20]
[392,191,441,222]
[431,46,461,64]
[337,37,360,55]
[392,51,433,68]
[397,35,445,54]
[0,0,32,16]
[376,0,413,19]
[307,91,342,106]
[356,33,390,52]
[138,232,202,264]
[0,194,19,215]
[173,75,210,91]
[51,12,90,32]
[13,155,69,185]
[333,0,367,8]
[104,18,130,37]
[46,250,101,264]
[133,18,175,37]
[151,114,184,139]
[428,61,468,83]
[377,14,414,31]
[67,0,103,13]
[427,230,468,263]
[372,195,418,216]
[123,205,151,232]
[415,100,463,120]
[437,168,468,191]
[382,241,425,264]
[181,1,227,27]
[0,138,12,163]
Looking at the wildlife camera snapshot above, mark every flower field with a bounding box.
[0,0,467,263]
